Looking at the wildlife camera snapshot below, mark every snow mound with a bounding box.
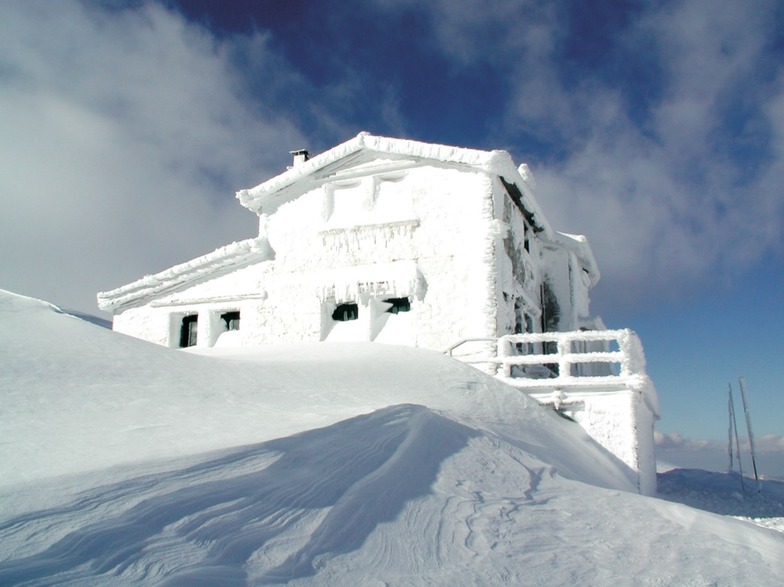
[0,288,633,491]
[2,289,784,585]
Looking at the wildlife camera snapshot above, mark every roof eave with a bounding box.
[553,231,601,285]
[97,237,273,313]
[236,132,510,215]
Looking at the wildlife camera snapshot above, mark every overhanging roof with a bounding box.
[97,238,273,313]
[237,132,549,228]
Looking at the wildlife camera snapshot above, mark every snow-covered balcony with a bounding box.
[446,329,660,495]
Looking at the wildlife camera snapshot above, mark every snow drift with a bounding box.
[1,289,784,585]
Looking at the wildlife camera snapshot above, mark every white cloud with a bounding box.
[0,0,305,313]
[655,431,717,450]
[656,431,784,479]
[531,1,784,308]
[753,434,784,453]
[378,0,784,310]
[2,0,782,317]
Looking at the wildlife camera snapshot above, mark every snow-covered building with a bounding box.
[98,133,600,350]
[98,132,659,494]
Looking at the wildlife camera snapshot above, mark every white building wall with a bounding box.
[250,165,496,350]
[108,161,597,354]
[113,306,171,346]
[112,164,499,351]
[531,388,658,495]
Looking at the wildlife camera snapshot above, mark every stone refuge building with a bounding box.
[98,133,660,494]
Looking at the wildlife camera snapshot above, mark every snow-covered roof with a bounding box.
[237,132,598,281]
[97,238,273,313]
[239,132,545,224]
[554,232,601,286]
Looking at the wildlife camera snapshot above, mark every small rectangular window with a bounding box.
[221,311,240,331]
[180,315,198,347]
[384,297,410,314]
[332,302,358,321]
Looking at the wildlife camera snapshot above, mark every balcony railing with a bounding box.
[445,330,657,411]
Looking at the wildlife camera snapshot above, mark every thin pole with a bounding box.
[728,387,734,473]
[739,376,761,492]
[729,383,745,492]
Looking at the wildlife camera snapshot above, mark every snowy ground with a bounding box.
[1,289,784,585]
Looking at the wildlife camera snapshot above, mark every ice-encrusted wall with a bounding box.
[492,178,543,337]
[257,164,495,349]
[109,258,271,347]
[100,133,600,355]
[527,387,657,495]
[110,164,504,350]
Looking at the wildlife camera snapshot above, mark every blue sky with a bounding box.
[1,0,782,453]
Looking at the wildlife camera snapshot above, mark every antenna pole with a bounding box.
[727,386,734,473]
[739,376,761,492]
[728,383,744,492]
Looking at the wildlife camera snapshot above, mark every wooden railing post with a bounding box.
[558,333,570,379]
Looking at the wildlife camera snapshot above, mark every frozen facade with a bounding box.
[98,132,659,493]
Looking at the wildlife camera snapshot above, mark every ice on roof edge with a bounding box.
[236,132,512,213]
[97,237,272,313]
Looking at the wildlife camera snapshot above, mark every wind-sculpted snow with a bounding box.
[2,289,784,584]
[3,406,783,585]
[0,405,476,584]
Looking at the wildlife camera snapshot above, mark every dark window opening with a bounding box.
[384,297,410,314]
[180,315,198,347]
[513,300,524,335]
[221,311,240,331]
[332,302,358,321]
[525,314,534,334]
[540,281,560,333]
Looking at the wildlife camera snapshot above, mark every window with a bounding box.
[180,315,198,347]
[221,311,240,331]
[332,302,358,321]
[384,297,410,314]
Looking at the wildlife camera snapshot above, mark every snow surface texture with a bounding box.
[2,289,784,585]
